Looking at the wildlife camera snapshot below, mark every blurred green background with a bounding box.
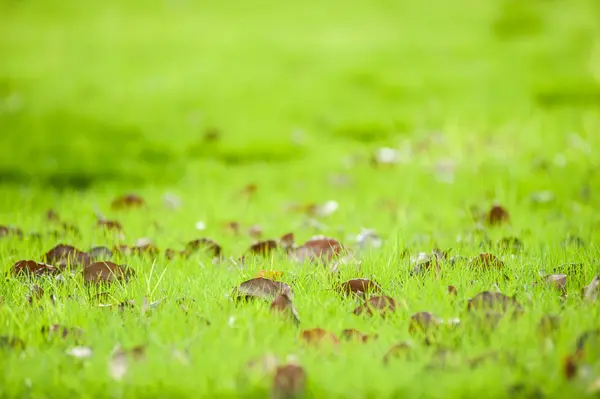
[1,0,599,188]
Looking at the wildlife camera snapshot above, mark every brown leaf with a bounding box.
[289,236,344,264]
[0,225,23,238]
[383,342,413,364]
[248,225,263,239]
[487,205,510,225]
[271,294,300,326]
[538,314,561,336]
[338,278,382,297]
[0,336,26,350]
[248,240,279,256]
[271,364,306,399]
[353,295,398,317]
[340,329,378,343]
[239,184,258,198]
[89,246,114,261]
[583,275,599,303]
[279,233,295,250]
[43,244,92,269]
[447,285,458,296]
[467,291,522,313]
[130,239,159,257]
[111,194,145,210]
[42,324,84,339]
[469,253,504,269]
[544,274,567,292]
[46,209,61,222]
[409,312,442,335]
[300,328,339,345]
[27,284,44,304]
[109,344,146,381]
[223,221,241,235]
[97,219,122,231]
[185,238,222,258]
[12,260,59,277]
[82,261,134,284]
[233,277,293,302]
[563,354,579,380]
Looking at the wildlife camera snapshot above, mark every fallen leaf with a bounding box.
[46,209,61,222]
[469,253,504,269]
[544,274,567,292]
[42,324,84,339]
[12,260,59,277]
[111,194,145,210]
[289,236,344,264]
[82,261,134,284]
[248,240,279,256]
[97,219,122,231]
[26,284,44,304]
[43,244,91,269]
[271,364,307,399]
[563,354,578,380]
[538,314,561,336]
[109,344,146,381]
[338,278,382,297]
[487,205,510,225]
[383,342,413,364]
[185,238,222,258]
[411,253,441,277]
[340,329,377,343]
[271,294,300,326]
[248,225,263,239]
[447,285,458,296]
[300,328,339,345]
[409,312,442,335]
[223,221,241,235]
[467,291,522,313]
[247,353,280,376]
[0,225,23,238]
[0,336,26,350]
[279,232,295,250]
[89,246,114,261]
[353,295,398,317]
[583,275,599,303]
[233,277,293,302]
[65,346,92,359]
[356,228,382,250]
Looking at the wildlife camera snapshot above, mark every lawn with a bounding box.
[1,0,600,397]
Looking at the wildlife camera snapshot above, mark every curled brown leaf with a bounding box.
[111,194,145,210]
[82,261,134,284]
[272,364,306,399]
[12,260,59,277]
[353,295,398,317]
[233,277,293,302]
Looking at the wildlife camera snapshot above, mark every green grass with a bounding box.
[1,0,600,397]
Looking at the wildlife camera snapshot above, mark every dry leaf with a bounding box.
[26,284,44,304]
[338,278,382,297]
[248,240,279,256]
[233,277,293,302]
[97,219,122,231]
[340,329,377,343]
[563,354,578,380]
[0,336,26,350]
[544,274,567,292]
[583,275,599,303]
[185,238,222,258]
[467,291,522,313]
[409,312,442,335]
[300,328,339,345]
[289,236,344,264]
[89,246,113,261]
[447,285,458,296]
[43,244,92,269]
[487,205,510,225]
[279,233,295,250]
[353,295,398,317]
[271,364,306,399]
[271,294,300,325]
[383,342,413,364]
[12,260,59,277]
[82,261,134,284]
[111,194,145,210]
[0,225,23,238]
[469,253,504,269]
[109,344,146,381]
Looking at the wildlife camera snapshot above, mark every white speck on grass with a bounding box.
[66,346,92,359]
[316,200,338,217]
[163,192,182,209]
[195,221,206,231]
[228,316,236,327]
[356,228,382,250]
